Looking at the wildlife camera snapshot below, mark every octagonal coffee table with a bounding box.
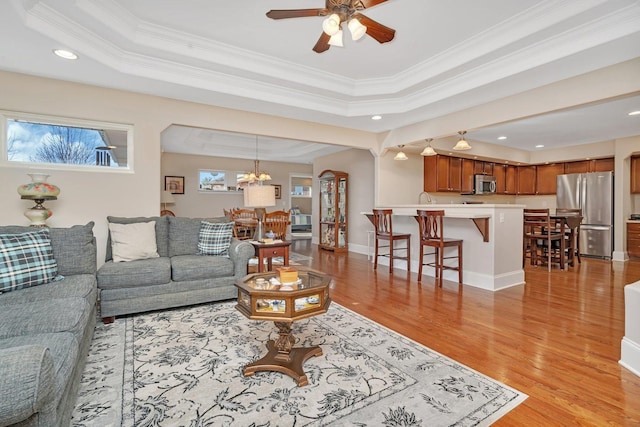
[234,267,332,386]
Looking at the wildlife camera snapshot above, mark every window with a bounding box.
[2,111,132,170]
[199,170,244,192]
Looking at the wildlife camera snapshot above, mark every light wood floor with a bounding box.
[290,239,640,426]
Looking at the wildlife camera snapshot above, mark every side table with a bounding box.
[251,240,292,272]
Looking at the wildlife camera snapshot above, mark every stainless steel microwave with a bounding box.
[474,174,497,194]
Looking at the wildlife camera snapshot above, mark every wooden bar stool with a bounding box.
[415,210,463,287]
[372,209,411,273]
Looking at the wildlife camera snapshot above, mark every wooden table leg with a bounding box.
[242,321,323,386]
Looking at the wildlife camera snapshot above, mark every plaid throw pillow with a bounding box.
[0,229,60,293]
[198,221,234,256]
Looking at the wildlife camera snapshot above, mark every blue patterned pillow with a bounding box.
[0,229,60,293]
[198,221,234,256]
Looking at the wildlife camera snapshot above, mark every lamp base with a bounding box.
[253,219,264,241]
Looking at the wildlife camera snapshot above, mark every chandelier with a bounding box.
[239,136,271,186]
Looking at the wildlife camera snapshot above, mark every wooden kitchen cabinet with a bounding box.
[628,222,640,258]
[631,156,640,194]
[423,155,438,193]
[474,160,494,176]
[517,165,537,194]
[505,165,517,194]
[423,155,462,192]
[564,158,614,174]
[461,158,475,193]
[536,163,565,194]
[494,164,506,193]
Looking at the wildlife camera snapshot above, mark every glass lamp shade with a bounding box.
[394,151,408,161]
[453,131,471,151]
[244,185,276,208]
[348,18,367,40]
[420,145,437,156]
[328,30,344,47]
[452,138,472,151]
[322,14,341,36]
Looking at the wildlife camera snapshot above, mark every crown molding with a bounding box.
[13,0,640,121]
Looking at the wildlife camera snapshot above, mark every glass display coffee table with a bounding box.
[234,267,332,386]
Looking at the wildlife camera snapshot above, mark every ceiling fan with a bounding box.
[266,0,396,53]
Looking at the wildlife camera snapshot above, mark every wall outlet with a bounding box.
[499,212,505,223]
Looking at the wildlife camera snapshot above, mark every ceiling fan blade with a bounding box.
[266,9,328,19]
[313,32,331,53]
[353,13,395,43]
[357,0,389,9]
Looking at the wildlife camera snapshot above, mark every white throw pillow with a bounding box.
[109,221,160,262]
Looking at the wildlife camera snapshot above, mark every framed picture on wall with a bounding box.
[273,184,282,199]
[165,176,185,194]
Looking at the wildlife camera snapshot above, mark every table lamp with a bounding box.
[244,184,276,241]
[161,190,176,216]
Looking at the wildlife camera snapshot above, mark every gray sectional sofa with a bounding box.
[0,223,97,427]
[97,216,255,323]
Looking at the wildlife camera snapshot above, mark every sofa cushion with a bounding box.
[0,223,97,277]
[171,254,235,282]
[0,275,96,307]
[109,221,160,262]
[0,297,91,340]
[106,216,169,260]
[97,257,171,289]
[169,216,228,257]
[197,221,234,256]
[0,229,60,294]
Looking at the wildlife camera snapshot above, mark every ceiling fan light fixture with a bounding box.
[394,145,408,161]
[328,30,344,47]
[322,13,341,36]
[348,18,367,40]
[453,131,472,151]
[420,138,436,156]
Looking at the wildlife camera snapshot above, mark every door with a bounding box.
[582,172,613,226]
[556,173,581,210]
[580,225,612,258]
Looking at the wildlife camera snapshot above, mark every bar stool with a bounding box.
[415,210,463,287]
[372,209,411,273]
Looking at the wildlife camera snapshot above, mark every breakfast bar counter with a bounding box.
[366,204,525,291]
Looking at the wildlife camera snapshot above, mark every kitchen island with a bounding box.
[366,204,525,291]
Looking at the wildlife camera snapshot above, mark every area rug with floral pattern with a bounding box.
[72,301,526,426]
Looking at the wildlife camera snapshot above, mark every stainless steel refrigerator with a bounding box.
[556,172,613,259]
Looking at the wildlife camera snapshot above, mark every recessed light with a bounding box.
[497,136,507,140]
[371,115,382,121]
[535,144,544,148]
[53,49,78,60]
[629,110,640,116]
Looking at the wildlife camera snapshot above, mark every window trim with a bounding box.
[1,110,134,173]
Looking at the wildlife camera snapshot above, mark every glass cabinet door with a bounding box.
[319,170,348,252]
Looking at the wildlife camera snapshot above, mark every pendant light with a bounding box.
[394,145,408,161]
[420,138,436,156]
[453,131,472,151]
[241,136,271,184]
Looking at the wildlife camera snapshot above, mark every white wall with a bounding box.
[312,148,375,255]
[161,152,311,218]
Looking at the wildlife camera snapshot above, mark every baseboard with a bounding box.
[612,250,629,262]
[620,337,640,378]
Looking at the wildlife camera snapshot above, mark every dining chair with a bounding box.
[371,209,411,273]
[415,210,463,287]
[555,208,582,265]
[264,209,291,240]
[231,209,257,240]
[523,208,564,271]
